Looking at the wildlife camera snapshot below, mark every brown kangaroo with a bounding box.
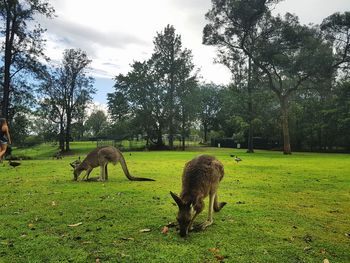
[170,155,226,237]
[70,146,155,182]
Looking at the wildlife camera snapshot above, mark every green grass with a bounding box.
[0,147,349,262]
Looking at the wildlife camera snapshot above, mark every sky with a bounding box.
[39,0,350,107]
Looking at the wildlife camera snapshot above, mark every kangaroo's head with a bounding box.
[170,191,192,237]
[70,158,82,181]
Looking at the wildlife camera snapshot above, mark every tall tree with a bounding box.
[108,25,198,149]
[38,49,95,151]
[152,25,197,148]
[0,0,55,118]
[203,0,333,154]
[321,12,350,72]
[38,68,66,150]
[61,49,94,151]
[108,60,168,146]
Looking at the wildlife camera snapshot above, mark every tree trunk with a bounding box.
[203,122,208,144]
[280,97,292,154]
[59,116,65,152]
[181,110,186,151]
[65,110,71,151]
[246,57,254,153]
[168,44,176,149]
[156,126,163,147]
[2,9,15,119]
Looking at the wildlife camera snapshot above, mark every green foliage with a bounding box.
[0,0,55,118]
[22,135,44,148]
[85,110,108,137]
[37,49,95,151]
[10,113,31,146]
[0,147,349,262]
[108,25,198,148]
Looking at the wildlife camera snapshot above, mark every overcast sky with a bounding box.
[40,0,350,106]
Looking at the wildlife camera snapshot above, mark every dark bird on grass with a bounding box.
[234,156,242,163]
[9,160,21,167]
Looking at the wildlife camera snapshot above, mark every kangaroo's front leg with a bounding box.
[190,198,205,231]
[188,211,199,232]
[199,192,215,230]
[82,167,93,181]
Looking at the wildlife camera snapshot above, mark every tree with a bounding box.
[38,49,95,151]
[108,60,168,146]
[86,110,108,137]
[198,83,222,143]
[108,25,198,149]
[152,25,198,148]
[61,49,94,151]
[321,12,350,72]
[38,68,66,150]
[203,0,333,154]
[0,0,55,118]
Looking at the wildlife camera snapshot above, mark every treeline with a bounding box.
[1,0,350,153]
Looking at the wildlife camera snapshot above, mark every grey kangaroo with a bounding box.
[170,155,226,237]
[70,146,155,182]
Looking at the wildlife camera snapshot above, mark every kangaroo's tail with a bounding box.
[119,152,155,181]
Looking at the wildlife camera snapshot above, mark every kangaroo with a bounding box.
[170,155,226,237]
[70,146,155,182]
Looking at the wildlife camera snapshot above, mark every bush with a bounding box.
[21,135,44,147]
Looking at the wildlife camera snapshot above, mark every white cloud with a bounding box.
[39,0,350,104]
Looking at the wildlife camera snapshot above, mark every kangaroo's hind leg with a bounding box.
[104,164,108,180]
[99,161,108,181]
[213,193,227,212]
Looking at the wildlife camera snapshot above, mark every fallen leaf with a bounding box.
[51,201,57,206]
[304,246,312,252]
[68,222,83,227]
[323,259,330,263]
[320,248,326,254]
[303,234,312,243]
[208,248,220,253]
[120,237,134,241]
[96,215,106,221]
[166,222,177,228]
[139,228,151,233]
[215,254,225,260]
[161,226,169,234]
[96,258,100,263]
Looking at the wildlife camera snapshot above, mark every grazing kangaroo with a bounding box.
[70,146,155,182]
[170,155,226,237]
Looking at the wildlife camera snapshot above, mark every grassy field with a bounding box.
[0,145,349,262]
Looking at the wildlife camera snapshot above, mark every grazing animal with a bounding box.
[70,146,155,182]
[234,156,242,163]
[52,151,63,159]
[170,155,226,237]
[9,160,21,167]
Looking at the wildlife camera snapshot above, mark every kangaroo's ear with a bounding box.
[170,191,184,208]
[70,162,75,168]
